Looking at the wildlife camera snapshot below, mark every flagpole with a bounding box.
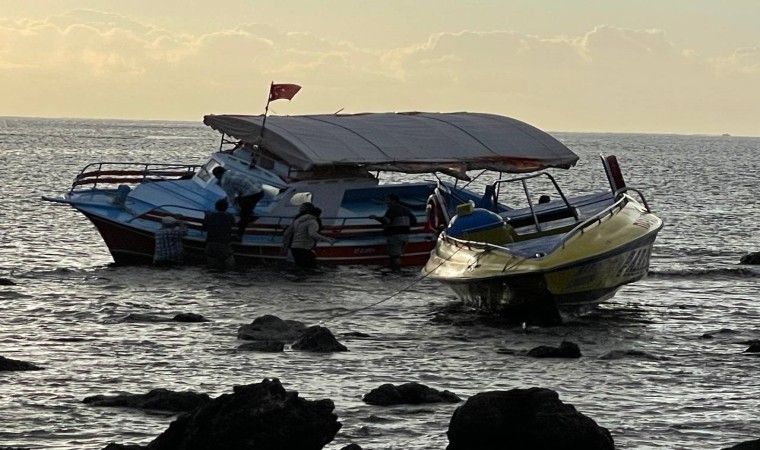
[259,81,273,143]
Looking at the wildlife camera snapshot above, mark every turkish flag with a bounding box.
[269,83,301,102]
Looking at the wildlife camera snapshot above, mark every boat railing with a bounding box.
[491,172,578,232]
[70,162,201,192]
[130,205,429,241]
[613,187,652,212]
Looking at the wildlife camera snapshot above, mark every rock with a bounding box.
[0,355,43,371]
[237,341,285,352]
[340,445,363,450]
[447,388,614,450]
[172,313,209,323]
[146,378,341,450]
[292,326,348,352]
[237,315,306,341]
[83,388,211,413]
[102,445,147,450]
[0,278,16,285]
[526,340,582,358]
[744,343,760,353]
[723,438,760,449]
[739,252,760,265]
[363,382,461,406]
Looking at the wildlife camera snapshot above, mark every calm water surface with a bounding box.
[1,117,759,449]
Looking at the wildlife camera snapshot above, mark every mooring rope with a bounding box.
[321,245,462,324]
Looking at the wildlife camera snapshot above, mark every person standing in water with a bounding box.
[370,194,417,271]
[203,199,236,269]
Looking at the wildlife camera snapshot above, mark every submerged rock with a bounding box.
[172,313,209,323]
[363,382,461,406]
[526,340,582,358]
[83,388,211,413]
[0,355,43,371]
[739,252,760,265]
[292,325,348,352]
[146,378,341,450]
[722,437,760,449]
[447,387,614,450]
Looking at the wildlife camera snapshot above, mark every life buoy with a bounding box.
[425,194,447,232]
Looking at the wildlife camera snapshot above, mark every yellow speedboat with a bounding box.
[422,155,663,322]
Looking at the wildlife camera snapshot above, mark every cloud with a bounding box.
[0,10,758,134]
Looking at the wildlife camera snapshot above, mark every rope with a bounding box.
[321,245,462,324]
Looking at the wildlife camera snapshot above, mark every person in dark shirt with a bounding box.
[203,199,236,269]
[369,194,417,270]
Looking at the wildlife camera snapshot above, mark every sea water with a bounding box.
[1,117,759,449]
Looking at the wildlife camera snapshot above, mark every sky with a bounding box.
[1,0,759,136]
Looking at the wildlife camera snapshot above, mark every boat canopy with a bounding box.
[203,112,579,178]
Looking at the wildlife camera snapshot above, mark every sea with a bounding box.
[1,116,759,450]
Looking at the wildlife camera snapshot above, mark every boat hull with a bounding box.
[423,198,663,322]
[82,211,435,267]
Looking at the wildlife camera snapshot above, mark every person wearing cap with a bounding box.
[212,166,263,240]
[153,215,187,266]
[369,194,417,271]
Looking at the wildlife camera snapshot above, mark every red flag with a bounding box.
[269,83,301,102]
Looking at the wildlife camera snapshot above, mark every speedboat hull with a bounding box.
[423,195,663,321]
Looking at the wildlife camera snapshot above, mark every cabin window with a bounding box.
[197,160,221,182]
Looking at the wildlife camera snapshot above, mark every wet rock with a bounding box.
[146,378,341,450]
[102,445,147,450]
[744,343,760,353]
[0,355,43,371]
[292,325,348,352]
[83,388,211,413]
[526,340,582,358]
[0,278,16,285]
[340,445,363,450]
[237,340,285,352]
[739,252,760,265]
[722,438,760,449]
[237,315,306,341]
[447,387,614,450]
[172,313,209,323]
[700,328,738,339]
[363,382,461,406]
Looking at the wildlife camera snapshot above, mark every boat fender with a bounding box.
[425,194,447,232]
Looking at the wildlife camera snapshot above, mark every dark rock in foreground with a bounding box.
[363,382,461,406]
[146,378,341,450]
[0,355,43,371]
[739,252,760,265]
[447,387,614,450]
[292,325,348,352]
[723,438,760,449]
[102,444,146,450]
[84,388,211,413]
[526,340,582,358]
